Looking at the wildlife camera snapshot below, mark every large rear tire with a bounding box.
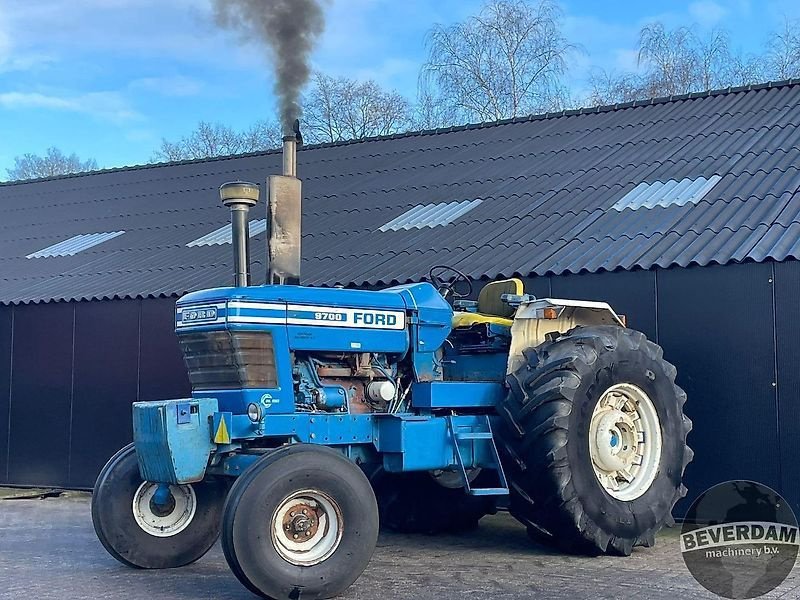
[497,325,693,555]
[221,445,379,600]
[367,467,496,534]
[91,444,227,569]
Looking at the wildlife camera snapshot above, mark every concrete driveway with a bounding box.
[0,493,798,599]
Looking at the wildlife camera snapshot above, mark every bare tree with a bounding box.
[412,88,461,130]
[723,52,767,87]
[587,69,645,106]
[419,0,571,123]
[766,17,800,80]
[695,29,731,91]
[152,120,282,161]
[7,147,98,181]
[637,23,703,96]
[588,22,767,105]
[303,72,412,143]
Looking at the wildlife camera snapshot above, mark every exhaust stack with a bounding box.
[282,135,297,177]
[219,181,260,287]
[267,126,303,285]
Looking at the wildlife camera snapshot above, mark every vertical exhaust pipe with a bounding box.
[219,181,260,287]
[267,124,302,285]
[282,135,296,177]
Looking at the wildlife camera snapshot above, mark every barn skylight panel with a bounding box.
[612,175,722,211]
[26,231,125,259]
[186,219,268,247]
[378,199,483,232]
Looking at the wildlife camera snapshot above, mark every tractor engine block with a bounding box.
[292,352,399,414]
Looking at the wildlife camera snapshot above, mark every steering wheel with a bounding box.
[428,265,473,299]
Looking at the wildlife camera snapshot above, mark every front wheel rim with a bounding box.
[271,489,343,566]
[588,383,663,501]
[131,482,197,537]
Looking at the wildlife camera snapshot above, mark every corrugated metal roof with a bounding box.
[187,219,268,247]
[2,80,800,304]
[25,231,125,259]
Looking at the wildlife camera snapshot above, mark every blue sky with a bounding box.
[1,0,798,176]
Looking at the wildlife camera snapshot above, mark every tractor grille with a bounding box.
[178,330,278,390]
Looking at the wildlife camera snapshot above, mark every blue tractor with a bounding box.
[92,134,692,600]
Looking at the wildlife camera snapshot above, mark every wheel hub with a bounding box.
[281,502,320,540]
[589,383,663,501]
[272,490,343,566]
[149,492,176,518]
[132,482,197,538]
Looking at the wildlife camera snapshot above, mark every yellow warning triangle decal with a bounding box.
[214,417,231,444]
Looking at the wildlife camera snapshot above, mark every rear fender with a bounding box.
[507,298,624,374]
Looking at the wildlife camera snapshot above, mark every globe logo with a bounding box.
[681,480,799,598]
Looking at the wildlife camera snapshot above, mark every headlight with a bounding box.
[247,402,263,423]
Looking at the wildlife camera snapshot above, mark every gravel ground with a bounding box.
[0,493,798,600]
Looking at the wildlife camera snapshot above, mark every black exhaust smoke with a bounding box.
[212,1,323,285]
[212,0,325,132]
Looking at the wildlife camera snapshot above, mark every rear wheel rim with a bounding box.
[131,482,197,537]
[588,383,663,501]
[271,489,343,566]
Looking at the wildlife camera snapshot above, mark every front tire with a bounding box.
[91,444,227,569]
[221,445,379,600]
[497,325,693,555]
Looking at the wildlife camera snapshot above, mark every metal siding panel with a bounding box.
[657,263,780,514]
[549,270,658,340]
[774,259,800,515]
[69,299,140,487]
[8,302,74,486]
[139,298,191,402]
[0,305,10,483]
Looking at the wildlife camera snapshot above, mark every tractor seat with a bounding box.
[451,278,524,328]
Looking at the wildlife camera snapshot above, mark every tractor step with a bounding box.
[468,488,510,496]
[446,416,509,497]
[455,431,494,440]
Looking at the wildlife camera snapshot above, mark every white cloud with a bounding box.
[129,75,204,97]
[124,128,158,143]
[0,90,142,122]
[614,48,642,72]
[688,1,728,27]
[0,11,9,64]
[0,8,53,72]
[350,58,419,89]
[0,0,228,68]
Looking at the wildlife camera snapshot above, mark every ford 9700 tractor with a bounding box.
[92,130,693,600]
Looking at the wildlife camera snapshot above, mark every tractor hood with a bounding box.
[176,282,453,356]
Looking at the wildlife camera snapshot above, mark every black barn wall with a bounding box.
[0,297,189,488]
[774,260,800,515]
[0,305,11,485]
[657,262,781,513]
[0,260,796,517]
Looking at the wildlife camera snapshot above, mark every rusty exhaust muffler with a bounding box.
[267,123,302,285]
